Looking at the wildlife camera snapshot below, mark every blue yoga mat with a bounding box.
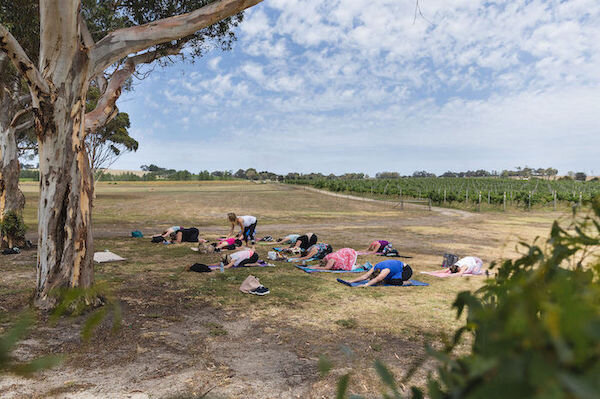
[296,265,371,273]
[336,278,429,287]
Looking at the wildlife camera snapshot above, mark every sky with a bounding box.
[114,0,600,176]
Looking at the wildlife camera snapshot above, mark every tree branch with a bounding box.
[84,46,184,135]
[0,23,50,97]
[10,108,31,127]
[79,12,95,49]
[14,117,34,133]
[89,0,263,77]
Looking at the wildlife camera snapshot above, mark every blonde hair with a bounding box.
[227,212,237,222]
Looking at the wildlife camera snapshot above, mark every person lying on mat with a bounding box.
[347,260,413,286]
[289,243,332,262]
[290,233,318,251]
[218,247,260,269]
[211,237,243,252]
[276,234,301,245]
[311,248,358,271]
[443,256,483,276]
[363,240,391,254]
[154,226,203,243]
[228,213,258,245]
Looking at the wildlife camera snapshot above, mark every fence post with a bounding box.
[503,191,506,212]
[443,189,446,205]
[553,190,557,211]
[528,191,531,211]
[487,191,490,205]
[466,188,469,204]
[579,192,582,208]
[428,198,432,211]
[478,191,482,212]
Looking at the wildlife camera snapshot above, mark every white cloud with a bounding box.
[116,0,600,175]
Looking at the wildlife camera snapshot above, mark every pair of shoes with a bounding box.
[249,285,270,295]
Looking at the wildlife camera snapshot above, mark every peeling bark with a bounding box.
[0,54,26,249]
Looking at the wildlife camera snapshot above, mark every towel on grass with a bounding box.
[356,251,412,258]
[420,270,485,278]
[93,251,126,263]
[336,278,429,287]
[287,257,319,263]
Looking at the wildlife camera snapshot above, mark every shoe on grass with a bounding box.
[250,285,270,296]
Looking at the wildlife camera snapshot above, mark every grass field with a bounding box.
[1,181,568,398]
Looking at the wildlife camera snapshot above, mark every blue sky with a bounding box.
[114,0,600,176]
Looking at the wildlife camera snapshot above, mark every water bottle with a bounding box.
[219,262,224,273]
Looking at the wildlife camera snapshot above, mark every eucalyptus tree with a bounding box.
[0,0,263,307]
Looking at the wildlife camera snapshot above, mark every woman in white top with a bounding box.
[449,256,483,275]
[228,213,258,244]
[221,248,260,269]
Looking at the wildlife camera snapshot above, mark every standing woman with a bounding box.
[228,213,258,245]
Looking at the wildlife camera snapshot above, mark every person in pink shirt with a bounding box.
[312,248,358,271]
[212,237,243,252]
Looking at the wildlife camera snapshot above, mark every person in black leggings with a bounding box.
[291,233,317,251]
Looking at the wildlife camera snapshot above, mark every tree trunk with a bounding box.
[0,90,26,249]
[35,88,95,307]
[34,2,95,308]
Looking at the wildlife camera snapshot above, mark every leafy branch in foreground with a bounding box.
[0,284,121,376]
[331,196,600,398]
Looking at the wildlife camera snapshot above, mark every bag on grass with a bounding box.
[188,263,212,273]
[442,253,459,268]
[131,230,143,238]
[151,236,165,243]
[239,275,261,294]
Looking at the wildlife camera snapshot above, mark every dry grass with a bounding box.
[2,181,567,398]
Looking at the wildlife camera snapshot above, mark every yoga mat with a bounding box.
[420,271,485,278]
[356,251,412,258]
[208,261,274,270]
[295,264,371,273]
[93,251,126,263]
[336,278,429,287]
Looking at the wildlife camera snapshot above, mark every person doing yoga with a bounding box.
[154,226,203,243]
[276,234,301,245]
[442,256,483,276]
[291,233,318,251]
[363,240,390,254]
[290,243,332,262]
[219,247,260,269]
[228,213,258,245]
[212,237,243,252]
[312,248,358,271]
[347,260,413,287]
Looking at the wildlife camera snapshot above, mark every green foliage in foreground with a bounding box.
[331,197,600,398]
[0,284,121,376]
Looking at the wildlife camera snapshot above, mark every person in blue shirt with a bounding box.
[347,260,412,287]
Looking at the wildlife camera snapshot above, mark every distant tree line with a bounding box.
[19,165,592,182]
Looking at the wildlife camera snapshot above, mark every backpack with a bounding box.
[188,263,212,273]
[401,264,413,281]
[442,253,459,268]
[131,230,143,238]
[151,236,165,243]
